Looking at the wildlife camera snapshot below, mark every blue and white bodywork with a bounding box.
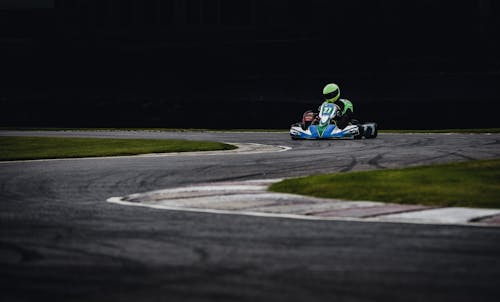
[290,102,377,140]
[290,123,360,139]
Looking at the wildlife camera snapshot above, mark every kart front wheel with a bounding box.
[354,124,364,140]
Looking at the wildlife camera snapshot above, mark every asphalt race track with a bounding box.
[1,130,500,302]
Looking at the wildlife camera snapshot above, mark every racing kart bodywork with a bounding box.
[290,102,377,140]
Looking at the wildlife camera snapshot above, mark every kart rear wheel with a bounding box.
[364,123,378,139]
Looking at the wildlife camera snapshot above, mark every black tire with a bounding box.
[354,125,364,140]
[364,123,378,139]
[363,127,372,138]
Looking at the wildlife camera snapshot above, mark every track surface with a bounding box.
[1,130,500,302]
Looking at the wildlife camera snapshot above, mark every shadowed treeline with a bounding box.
[1,1,499,128]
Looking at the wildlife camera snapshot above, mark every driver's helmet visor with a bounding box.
[323,90,339,101]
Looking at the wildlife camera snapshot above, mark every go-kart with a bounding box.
[290,102,377,140]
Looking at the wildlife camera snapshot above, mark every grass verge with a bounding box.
[0,136,236,161]
[269,159,500,209]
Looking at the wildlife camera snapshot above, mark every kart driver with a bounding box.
[319,83,354,129]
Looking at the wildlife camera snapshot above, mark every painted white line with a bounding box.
[372,207,500,224]
[107,179,500,227]
[107,196,381,223]
[106,196,499,227]
[124,180,285,201]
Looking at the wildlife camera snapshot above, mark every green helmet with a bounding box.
[323,83,340,102]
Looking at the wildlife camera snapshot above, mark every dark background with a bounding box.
[1,0,499,129]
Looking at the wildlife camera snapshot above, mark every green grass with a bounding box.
[0,136,236,161]
[269,159,500,209]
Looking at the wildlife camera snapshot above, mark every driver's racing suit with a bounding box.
[318,98,354,130]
